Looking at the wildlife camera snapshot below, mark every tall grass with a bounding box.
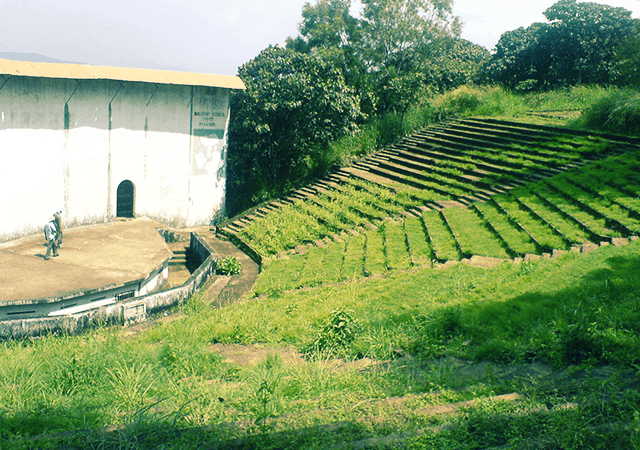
[572,88,640,135]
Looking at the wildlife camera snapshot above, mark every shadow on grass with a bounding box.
[452,250,640,366]
[3,413,367,450]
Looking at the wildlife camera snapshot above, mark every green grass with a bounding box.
[239,201,328,255]
[341,233,366,279]
[510,186,590,244]
[364,227,387,275]
[530,181,621,238]
[491,195,568,251]
[5,238,640,448]
[572,88,640,135]
[404,216,434,265]
[473,201,538,256]
[549,176,640,234]
[321,240,346,284]
[382,220,413,270]
[422,210,460,261]
[296,246,330,288]
[4,86,640,449]
[442,207,510,259]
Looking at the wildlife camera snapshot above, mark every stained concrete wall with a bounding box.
[0,76,230,241]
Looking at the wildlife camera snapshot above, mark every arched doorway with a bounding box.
[116,180,135,218]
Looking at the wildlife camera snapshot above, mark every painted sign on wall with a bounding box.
[191,87,228,176]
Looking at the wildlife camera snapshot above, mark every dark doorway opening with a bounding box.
[116,180,135,218]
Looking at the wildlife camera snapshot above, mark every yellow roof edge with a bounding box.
[0,58,245,90]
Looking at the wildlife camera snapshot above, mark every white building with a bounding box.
[0,59,245,241]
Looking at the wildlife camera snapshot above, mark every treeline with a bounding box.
[226,0,640,217]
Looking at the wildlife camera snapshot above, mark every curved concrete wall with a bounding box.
[0,76,230,241]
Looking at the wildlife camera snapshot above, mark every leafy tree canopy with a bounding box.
[423,37,489,92]
[484,0,640,90]
[288,0,464,115]
[360,0,461,75]
[613,23,640,87]
[227,46,363,214]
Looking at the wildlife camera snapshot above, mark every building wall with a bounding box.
[0,76,230,240]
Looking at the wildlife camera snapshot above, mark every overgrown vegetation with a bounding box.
[2,235,640,448]
[227,0,640,214]
[4,0,640,445]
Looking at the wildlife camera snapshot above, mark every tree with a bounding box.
[423,37,490,92]
[613,26,640,87]
[288,0,463,115]
[482,23,548,90]
[227,46,363,214]
[360,0,462,113]
[287,0,373,114]
[360,0,461,75]
[484,0,640,90]
[544,0,638,84]
[286,0,362,76]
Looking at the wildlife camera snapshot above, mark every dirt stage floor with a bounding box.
[0,218,172,303]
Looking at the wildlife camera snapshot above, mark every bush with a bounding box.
[576,89,640,135]
[215,256,242,276]
[307,308,360,357]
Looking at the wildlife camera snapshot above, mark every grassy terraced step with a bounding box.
[422,209,461,261]
[449,120,561,142]
[382,220,413,270]
[434,124,593,164]
[219,118,640,264]
[527,182,616,242]
[352,161,468,200]
[380,147,497,184]
[544,177,638,236]
[429,124,561,154]
[489,195,567,252]
[324,178,423,213]
[366,153,489,194]
[403,135,558,178]
[378,148,492,187]
[466,117,640,149]
[450,120,619,157]
[414,130,567,175]
[396,140,531,184]
[313,187,403,221]
[456,119,570,141]
[472,202,538,256]
[357,153,507,201]
[441,206,510,259]
[567,172,640,220]
[509,187,590,244]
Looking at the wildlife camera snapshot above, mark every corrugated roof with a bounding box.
[0,58,246,90]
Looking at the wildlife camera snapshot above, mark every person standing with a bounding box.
[43,219,59,260]
[53,210,63,248]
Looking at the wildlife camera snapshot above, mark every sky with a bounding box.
[0,0,639,77]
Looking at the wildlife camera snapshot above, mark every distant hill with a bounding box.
[0,52,85,64]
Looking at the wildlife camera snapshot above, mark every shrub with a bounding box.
[216,256,242,276]
[576,89,640,135]
[308,308,360,357]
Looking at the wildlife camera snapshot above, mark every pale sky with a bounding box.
[0,0,639,76]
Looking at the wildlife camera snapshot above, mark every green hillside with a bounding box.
[2,113,640,449]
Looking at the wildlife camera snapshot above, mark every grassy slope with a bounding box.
[2,86,640,449]
[2,238,639,449]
